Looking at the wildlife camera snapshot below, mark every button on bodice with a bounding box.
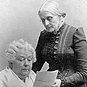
[41,30,62,61]
[41,23,66,70]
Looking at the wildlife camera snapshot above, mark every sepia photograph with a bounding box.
[0,0,87,87]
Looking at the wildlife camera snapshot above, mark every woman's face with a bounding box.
[12,49,33,80]
[39,11,61,32]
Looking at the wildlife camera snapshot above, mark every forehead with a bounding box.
[39,11,54,18]
[15,49,32,58]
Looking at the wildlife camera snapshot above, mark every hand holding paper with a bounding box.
[34,70,59,87]
[52,79,61,87]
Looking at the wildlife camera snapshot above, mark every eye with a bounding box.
[19,58,25,62]
[27,58,32,61]
[27,56,32,61]
[47,16,53,21]
[18,56,25,62]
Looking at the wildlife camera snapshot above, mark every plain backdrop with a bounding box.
[0,0,87,71]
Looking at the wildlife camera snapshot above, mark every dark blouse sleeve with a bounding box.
[61,27,87,87]
[32,31,45,73]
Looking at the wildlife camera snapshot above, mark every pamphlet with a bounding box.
[34,70,58,87]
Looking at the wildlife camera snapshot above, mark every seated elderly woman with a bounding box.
[0,39,36,87]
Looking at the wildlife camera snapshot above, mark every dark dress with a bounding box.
[32,23,87,87]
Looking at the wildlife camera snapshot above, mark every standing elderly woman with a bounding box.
[0,39,36,87]
[32,0,87,87]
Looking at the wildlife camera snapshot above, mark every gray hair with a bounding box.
[38,0,66,18]
[6,39,36,63]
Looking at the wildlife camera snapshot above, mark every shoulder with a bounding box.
[66,24,85,37]
[75,27,85,35]
[39,30,48,38]
[0,69,6,86]
[68,24,84,35]
[73,27,86,39]
[62,23,77,37]
[40,29,47,34]
[0,68,9,83]
[67,24,77,33]
[0,68,7,77]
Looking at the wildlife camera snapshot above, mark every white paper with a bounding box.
[34,70,58,87]
[34,81,53,87]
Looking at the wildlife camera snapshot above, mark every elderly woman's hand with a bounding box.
[52,79,61,87]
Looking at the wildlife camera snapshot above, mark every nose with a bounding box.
[45,19,49,25]
[24,59,29,67]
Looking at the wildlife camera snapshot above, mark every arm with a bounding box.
[32,31,45,73]
[61,27,87,87]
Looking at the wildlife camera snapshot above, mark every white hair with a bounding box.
[39,0,66,18]
[6,39,36,63]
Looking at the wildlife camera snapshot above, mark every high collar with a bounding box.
[44,22,66,38]
[52,22,66,35]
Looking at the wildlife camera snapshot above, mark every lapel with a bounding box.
[57,24,76,54]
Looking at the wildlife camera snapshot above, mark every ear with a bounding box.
[8,61,13,69]
[60,16,64,22]
[60,15,63,19]
[8,61,13,64]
